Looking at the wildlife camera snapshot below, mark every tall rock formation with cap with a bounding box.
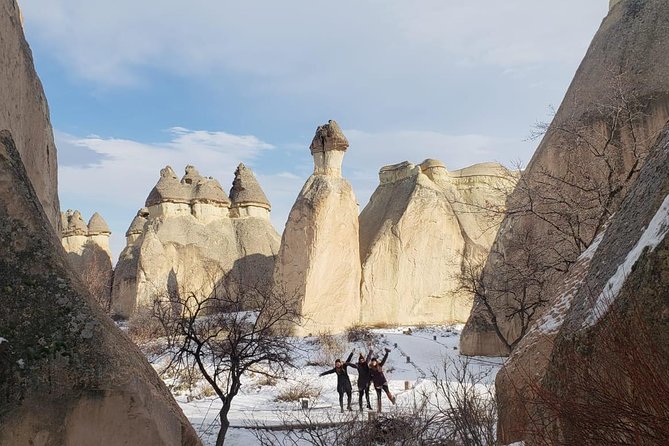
[461,0,669,356]
[60,210,113,309]
[359,160,516,326]
[111,165,280,318]
[273,120,361,335]
[0,3,199,441]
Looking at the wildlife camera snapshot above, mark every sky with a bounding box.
[19,0,609,261]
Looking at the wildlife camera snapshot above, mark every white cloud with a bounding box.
[21,0,607,92]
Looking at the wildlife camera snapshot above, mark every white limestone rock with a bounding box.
[111,165,280,318]
[359,160,516,326]
[273,120,361,335]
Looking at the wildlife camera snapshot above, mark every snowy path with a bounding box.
[161,324,504,445]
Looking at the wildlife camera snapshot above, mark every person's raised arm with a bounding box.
[319,368,335,377]
[380,347,390,366]
[346,350,354,364]
[366,349,373,363]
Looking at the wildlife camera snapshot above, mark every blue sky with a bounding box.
[20,0,608,260]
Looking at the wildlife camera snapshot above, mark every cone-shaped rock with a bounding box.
[111,165,279,318]
[461,0,669,357]
[230,163,271,210]
[87,212,111,235]
[273,120,361,335]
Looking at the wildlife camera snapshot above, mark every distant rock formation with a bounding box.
[359,160,516,326]
[60,210,113,309]
[0,0,60,230]
[274,120,361,335]
[111,165,280,318]
[461,0,669,357]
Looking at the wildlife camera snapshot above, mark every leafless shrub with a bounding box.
[275,382,322,403]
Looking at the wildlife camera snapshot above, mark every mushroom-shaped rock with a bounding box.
[145,165,190,206]
[181,165,204,185]
[87,212,111,235]
[230,163,271,210]
[63,209,89,236]
[309,120,350,177]
[309,120,349,154]
[126,209,149,237]
[194,178,231,206]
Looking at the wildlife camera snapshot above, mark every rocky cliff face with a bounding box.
[497,122,669,445]
[0,0,60,230]
[0,130,199,445]
[111,165,280,318]
[359,160,515,326]
[461,0,669,356]
[273,121,361,335]
[61,210,113,309]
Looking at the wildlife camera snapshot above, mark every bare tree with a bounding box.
[153,277,302,445]
[462,75,660,351]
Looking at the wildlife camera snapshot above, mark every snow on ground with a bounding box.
[150,324,505,446]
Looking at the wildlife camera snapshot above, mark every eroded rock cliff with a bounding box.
[0,0,60,230]
[359,160,515,326]
[461,0,669,356]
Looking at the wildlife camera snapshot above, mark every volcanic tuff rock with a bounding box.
[359,160,516,326]
[61,210,114,308]
[0,0,60,230]
[273,120,361,335]
[111,165,280,318]
[0,130,200,445]
[461,0,669,356]
[498,122,669,445]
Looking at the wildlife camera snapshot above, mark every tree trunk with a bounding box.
[216,406,231,446]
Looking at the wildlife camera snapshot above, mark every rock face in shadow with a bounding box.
[273,121,361,335]
[0,132,200,445]
[359,160,515,326]
[111,165,280,318]
[461,0,669,356]
[0,0,60,230]
[497,122,669,445]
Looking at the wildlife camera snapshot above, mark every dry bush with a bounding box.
[275,382,322,403]
[127,306,165,346]
[311,332,347,366]
[345,325,377,344]
[256,375,279,387]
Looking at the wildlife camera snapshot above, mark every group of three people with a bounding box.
[319,347,396,413]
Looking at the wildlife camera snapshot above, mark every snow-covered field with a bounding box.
[150,325,504,445]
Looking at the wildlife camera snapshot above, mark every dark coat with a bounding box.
[348,350,373,389]
[320,351,354,393]
[370,350,389,388]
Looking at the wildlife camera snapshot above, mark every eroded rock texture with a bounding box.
[461,0,669,356]
[497,123,669,445]
[111,165,280,318]
[0,0,60,230]
[0,132,200,445]
[359,160,515,326]
[273,120,361,335]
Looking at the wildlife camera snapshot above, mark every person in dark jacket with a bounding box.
[319,350,354,412]
[347,349,373,411]
[369,347,396,413]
